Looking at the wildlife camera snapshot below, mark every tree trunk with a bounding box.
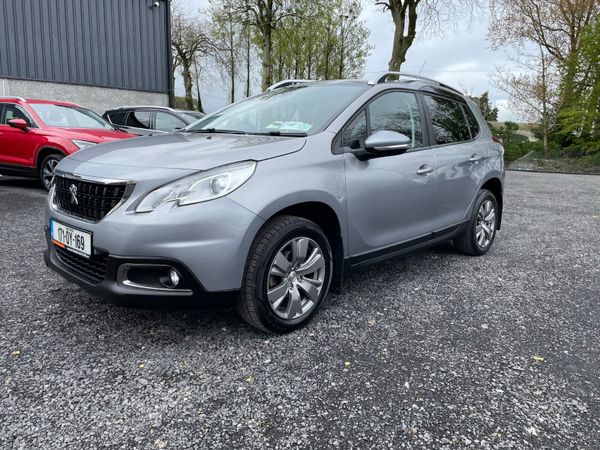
[196,83,204,113]
[324,27,331,79]
[229,29,235,103]
[260,25,272,91]
[245,29,251,98]
[339,25,345,78]
[194,62,204,113]
[540,47,549,160]
[182,61,194,110]
[388,2,417,73]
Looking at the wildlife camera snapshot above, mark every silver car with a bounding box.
[44,73,505,333]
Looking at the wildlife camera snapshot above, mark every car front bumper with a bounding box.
[44,192,265,302]
[43,237,239,306]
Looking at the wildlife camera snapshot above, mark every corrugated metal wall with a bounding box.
[0,0,170,94]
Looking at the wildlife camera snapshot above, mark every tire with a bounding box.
[236,215,333,333]
[454,189,499,256]
[39,153,64,191]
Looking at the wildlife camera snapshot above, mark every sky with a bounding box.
[175,0,520,121]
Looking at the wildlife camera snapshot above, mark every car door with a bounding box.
[343,90,438,259]
[0,103,39,167]
[422,94,488,230]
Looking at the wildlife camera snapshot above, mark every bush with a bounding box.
[503,140,544,162]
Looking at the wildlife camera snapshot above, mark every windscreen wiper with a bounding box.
[250,131,308,137]
[189,128,246,134]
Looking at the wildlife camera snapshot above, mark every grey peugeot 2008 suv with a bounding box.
[44,72,504,333]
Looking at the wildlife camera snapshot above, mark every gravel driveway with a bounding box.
[1,171,599,449]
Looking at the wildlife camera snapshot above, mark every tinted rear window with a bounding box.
[108,111,127,125]
[423,95,470,145]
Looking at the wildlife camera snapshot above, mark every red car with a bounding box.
[0,97,133,190]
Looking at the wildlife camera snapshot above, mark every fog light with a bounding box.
[169,269,180,287]
[159,268,181,288]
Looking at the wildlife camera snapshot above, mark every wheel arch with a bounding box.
[253,198,346,294]
[480,176,503,229]
[35,146,66,174]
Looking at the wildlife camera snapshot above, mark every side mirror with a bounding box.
[7,118,29,131]
[364,130,411,155]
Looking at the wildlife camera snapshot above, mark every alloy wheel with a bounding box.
[266,237,326,320]
[475,199,496,248]
[42,158,60,190]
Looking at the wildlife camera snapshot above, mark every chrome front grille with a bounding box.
[53,175,129,222]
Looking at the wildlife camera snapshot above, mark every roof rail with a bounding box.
[266,79,314,92]
[111,105,174,111]
[368,71,462,95]
[0,96,26,102]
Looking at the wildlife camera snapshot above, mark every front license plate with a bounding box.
[50,219,92,258]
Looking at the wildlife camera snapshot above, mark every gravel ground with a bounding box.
[1,171,599,450]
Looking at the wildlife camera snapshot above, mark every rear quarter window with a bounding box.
[462,104,480,138]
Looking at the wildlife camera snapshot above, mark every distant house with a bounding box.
[490,122,539,142]
[0,0,173,113]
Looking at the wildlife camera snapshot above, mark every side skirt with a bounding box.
[343,221,469,272]
[0,163,37,178]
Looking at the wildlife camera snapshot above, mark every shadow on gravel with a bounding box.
[0,176,43,191]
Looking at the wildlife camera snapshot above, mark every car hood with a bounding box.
[66,132,306,170]
[52,128,134,142]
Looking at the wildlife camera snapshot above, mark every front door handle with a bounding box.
[469,153,483,162]
[416,164,434,175]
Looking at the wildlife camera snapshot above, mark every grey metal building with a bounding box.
[0,0,173,113]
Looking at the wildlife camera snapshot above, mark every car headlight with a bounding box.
[72,139,97,149]
[135,161,257,213]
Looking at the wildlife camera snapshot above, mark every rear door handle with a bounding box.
[469,153,483,162]
[416,164,434,175]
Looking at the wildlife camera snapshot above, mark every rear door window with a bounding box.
[126,111,152,129]
[108,111,128,125]
[155,112,186,132]
[423,95,470,145]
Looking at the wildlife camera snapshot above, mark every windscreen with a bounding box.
[188,83,368,135]
[31,104,114,129]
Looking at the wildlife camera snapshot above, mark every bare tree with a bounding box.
[376,0,483,72]
[209,1,244,103]
[491,47,560,158]
[489,0,600,106]
[171,5,213,109]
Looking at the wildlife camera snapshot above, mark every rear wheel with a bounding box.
[236,216,333,333]
[454,189,499,256]
[39,153,64,191]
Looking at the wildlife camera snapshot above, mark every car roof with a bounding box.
[0,97,82,108]
[105,105,175,112]
[268,73,465,100]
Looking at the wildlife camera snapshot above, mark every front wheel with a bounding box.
[39,154,64,191]
[236,216,333,333]
[454,189,499,256]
